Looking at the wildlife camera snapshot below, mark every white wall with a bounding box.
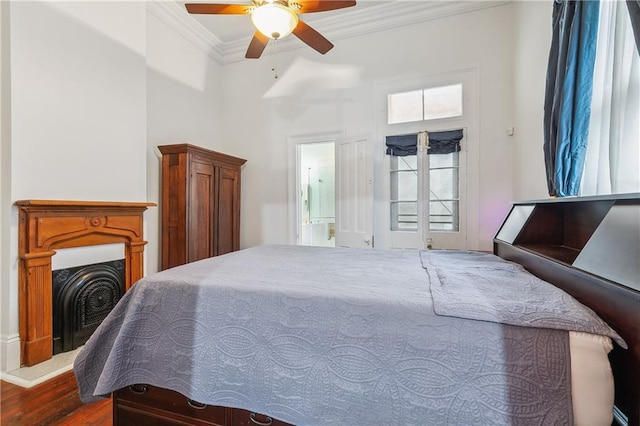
[145,7,224,273]
[220,4,518,251]
[512,0,552,201]
[0,0,14,374]
[10,1,148,200]
[0,0,224,373]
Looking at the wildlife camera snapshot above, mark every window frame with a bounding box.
[374,69,479,250]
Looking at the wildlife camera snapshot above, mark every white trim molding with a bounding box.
[158,0,510,64]
[147,0,225,62]
[0,333,21,373]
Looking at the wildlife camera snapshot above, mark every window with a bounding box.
[388,84,463,124]
[386,83,465,235]
[376,70,477,251]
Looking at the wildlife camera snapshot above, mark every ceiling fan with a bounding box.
[185,0,357,59]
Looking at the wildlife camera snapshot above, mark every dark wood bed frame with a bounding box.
[494,193,639,426]
[113,194,639,426]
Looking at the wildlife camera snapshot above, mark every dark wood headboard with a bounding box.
[493,193,640,426]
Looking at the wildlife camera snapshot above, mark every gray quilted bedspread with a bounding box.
[422,250,625,348]
[74,245,623,425]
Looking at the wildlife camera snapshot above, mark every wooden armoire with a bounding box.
[159,144,246,270]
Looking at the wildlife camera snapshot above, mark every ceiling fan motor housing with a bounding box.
[251,2,299,40]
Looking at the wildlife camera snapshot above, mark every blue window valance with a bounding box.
[385,134,418,156]
[428,129,464,155]
[386,129,463,156]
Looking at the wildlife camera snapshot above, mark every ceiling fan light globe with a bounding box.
[251,3,298,40]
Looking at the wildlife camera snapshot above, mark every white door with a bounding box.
[375,68,478,251]
[385,131,467,251]
[335,136,374,248]
[422,131,468,250]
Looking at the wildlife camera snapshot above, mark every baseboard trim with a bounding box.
[0,334,21,373]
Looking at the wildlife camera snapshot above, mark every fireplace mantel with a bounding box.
[15,199,155,366]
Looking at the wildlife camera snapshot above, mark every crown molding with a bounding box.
[319,1,510,42]
[157,1,510,65]
[147,0,224,62]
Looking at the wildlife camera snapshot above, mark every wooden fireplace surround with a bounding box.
[15,200,155,367]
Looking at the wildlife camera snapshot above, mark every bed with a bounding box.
[73,242,633,425]
[74,194,640,426]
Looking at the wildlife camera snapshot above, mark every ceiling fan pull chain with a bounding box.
[272,39,279,79]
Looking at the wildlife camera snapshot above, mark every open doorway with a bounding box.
[298,142,335,247]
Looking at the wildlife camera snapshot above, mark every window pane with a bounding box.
[429,168,459,199]
[391,155,418,202]
[423,84,463,120]
[388,90,423,124]
[429,200,459,231]
[391,171,418,200]
[429,152,459,168]
[391,201,418,231]
[391,155,417,171]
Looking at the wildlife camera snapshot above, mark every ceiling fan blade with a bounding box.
[245,31,270,59]
[292,20,334,54]
[295,1,356,14]
[185,3,253,15]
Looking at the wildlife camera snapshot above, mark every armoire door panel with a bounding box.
[189,161,215,263]
[216,167,240,256]
[162,153,188,269]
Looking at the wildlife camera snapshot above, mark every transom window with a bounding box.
[387,84,463,124]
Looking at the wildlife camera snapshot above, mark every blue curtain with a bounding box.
[543,0,600,197]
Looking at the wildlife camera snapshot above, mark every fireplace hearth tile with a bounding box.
[1,347,83,388]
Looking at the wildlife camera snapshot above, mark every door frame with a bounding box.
[287,131,344,245]
[373,67,480,250]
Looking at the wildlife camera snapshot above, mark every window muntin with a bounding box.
[387,84,463,124]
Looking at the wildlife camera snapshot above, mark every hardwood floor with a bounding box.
[1,370,112,425]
